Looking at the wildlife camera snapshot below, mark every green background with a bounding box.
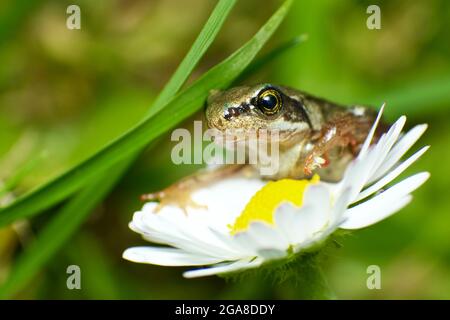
[0,0,449,299]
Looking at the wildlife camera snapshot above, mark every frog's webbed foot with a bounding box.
[304,153,329,176]
[303,114,362,176]
[141,185,206,215]
[141,164,248,215]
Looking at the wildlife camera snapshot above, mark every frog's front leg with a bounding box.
[141,164,252,214]
[303,113,373,175]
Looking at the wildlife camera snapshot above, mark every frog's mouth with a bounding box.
[207,129,249,145]
[207,128,294,146]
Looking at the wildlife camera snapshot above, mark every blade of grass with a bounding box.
[0,0,243,226]
[0,167,123,298]
[151,0,237,113]
[0,0,237,297]
[0,0,293,297]
[0,153,44,199]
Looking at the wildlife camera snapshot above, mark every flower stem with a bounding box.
[224,252,336,299]
[290,253,336,300]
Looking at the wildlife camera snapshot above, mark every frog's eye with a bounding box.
[256,88,282,115]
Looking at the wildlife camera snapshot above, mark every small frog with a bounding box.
[142,84,386,211]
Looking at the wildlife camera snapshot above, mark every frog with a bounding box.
[142,84,386,211]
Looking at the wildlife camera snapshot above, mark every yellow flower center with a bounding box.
[229,175,320,234]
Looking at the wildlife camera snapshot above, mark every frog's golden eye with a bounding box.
[256,88,282,115]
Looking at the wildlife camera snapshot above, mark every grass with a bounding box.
[0,0,293,298]
[0,0,293,228]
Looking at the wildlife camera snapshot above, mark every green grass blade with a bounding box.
[151,0,237,113]
[0,153,43,198]
[0,0,293,297]
[0,0,242,227]
[0,0,237,297]
[0,162,126,298]
[0,0,292,227]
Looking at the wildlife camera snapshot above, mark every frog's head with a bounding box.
[205,84,312,138]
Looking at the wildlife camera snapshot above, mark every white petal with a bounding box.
[300,184,332,230]
[367,116,406,179]
[133,210,232,258]
[208,226,255,256]
[123,247,223,266]
[233,222,289,256]
[330,187,352,226]
[338,146,379,201]
[340,172,429,229]
[357,104,384,160]
[339,111,407,202]
[132,178,267,259]
[172,217,248,259]
[191,177,265,227]
[273,184,332,245]
[130,209,188,247]
[349,116,405,194]
[276,204,318,244]
[124,177,275,265]
[356,146,429,202]
[273,204,299,244]
[371,124,427,182]
[183,258,264,278]
[131,207,253,260]
[132,210,197,249]
[340,195,412,230]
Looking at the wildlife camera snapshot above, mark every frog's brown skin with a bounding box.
[142,84,386,212]
[206,84,383,181]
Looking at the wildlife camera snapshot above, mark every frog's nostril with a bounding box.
[223,109,232,121]
[206,114,223,130]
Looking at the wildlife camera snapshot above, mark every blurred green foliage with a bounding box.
[0,0,449,299]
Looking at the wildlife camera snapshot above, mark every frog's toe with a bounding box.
[141,189,207,215]
[304,154,328,175]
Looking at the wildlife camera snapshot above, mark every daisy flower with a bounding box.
[123,105,429,278]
